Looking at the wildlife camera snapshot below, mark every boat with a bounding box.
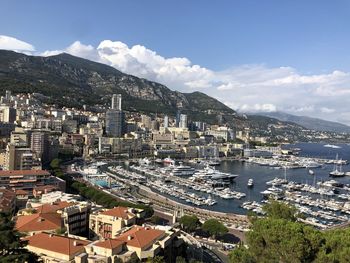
[329,154,345,177]
[170,163,196,176]
[207,158,221,166]
[308,169,314,175]
[324,144,342,149]
[247,178,254,187]
[163,157,175,165]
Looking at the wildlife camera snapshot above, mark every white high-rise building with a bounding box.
[111,94,122,110]
[179,114,188,129]
[164,115,169,128]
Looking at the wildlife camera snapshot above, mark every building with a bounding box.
[111,94,122,110]
[86,225,181,262]
[178,114,188,129]
[141,115,152,129]
[5,144,40,170]
[30,131,49,161]
[24,233,90,263]
[0,187,16,214]
[61,203,91,236]
[10,127,29,147]
[164,115,169,128]
[16,212,63,234]
[89,207,145,240]
[105,110,125,137]
[0,170,51,192]
[0,105,16,123]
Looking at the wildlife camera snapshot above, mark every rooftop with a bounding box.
[100,206,135,219]
[25,232,90,256]
[16,212,62,232]
[93,239,125,250]
[116,226,165,249]
[0,170,50,177]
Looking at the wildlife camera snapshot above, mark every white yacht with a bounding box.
[330,154,345,177]
[170,163,196,176]
[247,178,254,187]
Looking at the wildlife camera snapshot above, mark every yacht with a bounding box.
[163,157,175,165]
[324,144,341,149]
[247,178,254,187]
[208,159,221,166]
[308,169,315,175]
[329,154,345,177]
[170,163,196,176]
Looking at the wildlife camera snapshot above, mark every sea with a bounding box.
[162,142,350,215]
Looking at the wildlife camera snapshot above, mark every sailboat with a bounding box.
[329,154,345,177]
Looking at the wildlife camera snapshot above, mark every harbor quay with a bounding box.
[136,185,250,229]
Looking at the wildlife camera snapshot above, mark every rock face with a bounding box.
[0,50,234,117]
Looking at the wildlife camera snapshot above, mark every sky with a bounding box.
[1,0,350,124]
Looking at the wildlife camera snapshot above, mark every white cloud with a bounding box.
[321,107,335,114]
[4,34,350,125]
[0,35,35,52]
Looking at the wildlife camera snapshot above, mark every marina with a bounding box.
[74,143,350,229]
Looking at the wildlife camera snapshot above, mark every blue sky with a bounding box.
[1,0,350,124]
[2,0,350,72]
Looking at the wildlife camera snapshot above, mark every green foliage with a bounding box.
[229,244,255,263]
[176,256,187,263]
[179,215,200,233]
[114,257,123,263]
[146,256,165,263]
[201,218,228,239]
[126,253,141,263]
[229,200,350,263]
[150,215,162,225]
[71,181,153,217]
[55,227,67,235]
[315,228,350,263]
[262,200,297,221]
[0,212,41,262]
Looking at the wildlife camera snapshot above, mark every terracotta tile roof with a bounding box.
[15,189,29,195]
[100,207,135,219]
[0,170,50,177]
[94,239,125,249]
[25,232,90,257]
[116,226,165,249]
[34,201,72,213]
[15,213,62,232]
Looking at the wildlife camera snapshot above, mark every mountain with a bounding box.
[0,50,235,122]
[258,111,350,133]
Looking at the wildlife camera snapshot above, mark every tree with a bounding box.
[176,256,187,263]
[146,256,164,263]
[202,219,228,240]
[262,200,297,221]
[150,215,163,225]
[126,253,141,263]
[229,245,255,263]
[0,212,41,262]
[179,215,200,233]
[114,257,123,263]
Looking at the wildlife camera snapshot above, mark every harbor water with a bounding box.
[161,143,350,215]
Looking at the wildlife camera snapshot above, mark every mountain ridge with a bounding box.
[257,111,350,133]
[0,50,235,123]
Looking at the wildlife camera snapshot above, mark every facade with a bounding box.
[89,207,144,239]
[178,114,188,129]
[0,170,51,192]
[0,187,16,214]
[111,94,122,111]
[105,109,125,137]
